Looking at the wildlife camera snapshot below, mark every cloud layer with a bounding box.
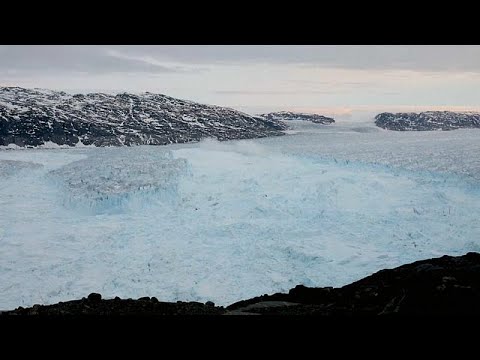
[1,46,480,114]
[2,45,480,74]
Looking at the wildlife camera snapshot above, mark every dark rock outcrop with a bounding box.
[259,111,335,124]
[375,111,480,131]
[87,293,102,302]
[3,253,480,316]
[1,294,226,316]
[0,87,287,148]
[228,252,480,315]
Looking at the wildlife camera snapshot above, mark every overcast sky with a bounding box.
[1,45,480,115]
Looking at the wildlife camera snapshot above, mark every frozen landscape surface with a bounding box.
[1,118,480,309]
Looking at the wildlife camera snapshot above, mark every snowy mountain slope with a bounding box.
[375,111,480,131]
[0,87,287,147]
[259,111,335,125]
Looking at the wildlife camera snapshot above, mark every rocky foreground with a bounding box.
[375,111,480,131]
[0,87,287,148]
[3,252,480,316]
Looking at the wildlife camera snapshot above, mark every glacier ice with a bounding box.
[47,147,190,214]
[0,119,480,309]
[0,160,43,178]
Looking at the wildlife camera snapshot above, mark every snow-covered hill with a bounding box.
[375,111,480,131]
[259,111,335,125]
[0,87,287,147]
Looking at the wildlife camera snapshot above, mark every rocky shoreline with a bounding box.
[375,111,480,131]
[3,252,480,316]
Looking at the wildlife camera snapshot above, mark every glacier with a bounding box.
[1,119,480,309]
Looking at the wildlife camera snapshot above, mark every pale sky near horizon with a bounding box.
[1,45,480,116]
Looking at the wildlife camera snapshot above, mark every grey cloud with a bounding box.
[2,45,480,79]
[215,89,349,95]
[0,45,189,75]
[110,45,480,73]
[285,79,333,85]
[381,91,402,96]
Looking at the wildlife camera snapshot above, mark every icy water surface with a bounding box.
[1,119,480,308]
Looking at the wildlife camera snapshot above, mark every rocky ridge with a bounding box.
[0,87,287,148]
[375,111,480,131]
[259,111,335,124]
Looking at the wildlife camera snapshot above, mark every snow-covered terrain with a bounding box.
[1,119,479,309]
[259,111,335,124]
[375,111,480,131]
[0,87,286,147]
